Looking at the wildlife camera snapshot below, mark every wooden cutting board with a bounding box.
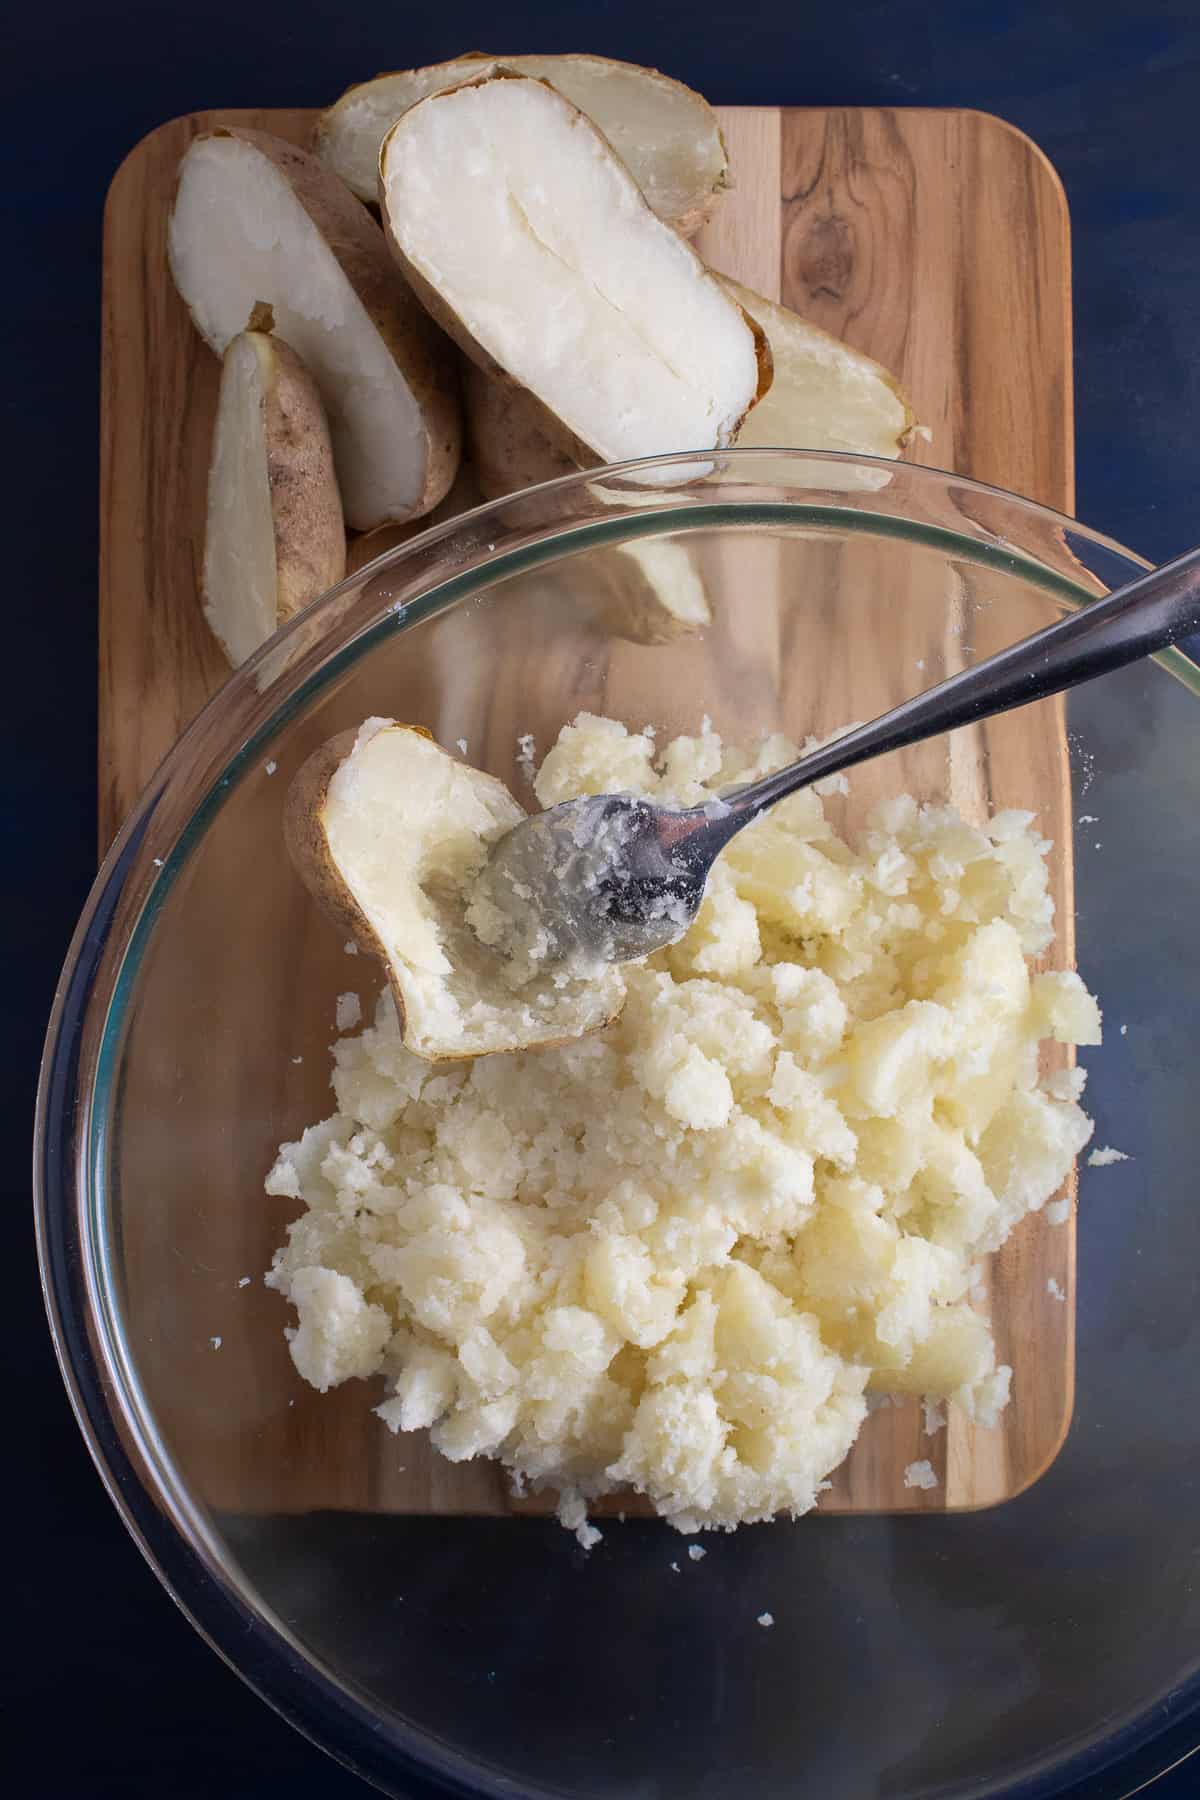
[100,104,1074,1519]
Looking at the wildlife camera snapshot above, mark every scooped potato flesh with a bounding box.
[316,721,625,1058]
[381,78,761,465]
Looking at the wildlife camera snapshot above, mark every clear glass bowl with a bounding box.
[36,452,1200,1799]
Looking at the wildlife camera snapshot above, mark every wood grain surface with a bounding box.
[100,104,1075,1521]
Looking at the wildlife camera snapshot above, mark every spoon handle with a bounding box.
[722,542,1200,826]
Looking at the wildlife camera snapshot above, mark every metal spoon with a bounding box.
[475,544,1200,969]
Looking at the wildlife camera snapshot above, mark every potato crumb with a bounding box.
[268,716,1100,1534]
[265,760,278,776]
[335,991,362,1031]
[344,940,359,956]
[757,1612,775,1628]
[903,1459,938,1490]
[1045,1198,1072,1226]
[238,1276,251,1289]
[688,1544,706,1561]
[1088,1146,1130,1167]
[670,1560,680,1572]
[921,1398,946,1437]
[1042,1066,1087,1104]
[210,1336,222,1350]
[557,1488,602,1550]
[456,738,469,755]
[1047,1277,1066,1302]
[285,1266,390,1391]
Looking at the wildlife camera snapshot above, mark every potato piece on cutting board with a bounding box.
[586,539,711,643]
[285,721,625,1061]
[317,51,729,232]
[168,128,460,529]
[462,277,915,499]
[379,72,769,481]
[724,278,918,456]
[202,314,345,668]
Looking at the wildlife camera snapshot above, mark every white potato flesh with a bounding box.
[381,77,762,469]
[203,335,276,666]
[317,52,728,228]
[320,722,624,1058]
[325,723,515,976]
[170,136,429,527]
[726,279,915,456]
[616,540,711,629]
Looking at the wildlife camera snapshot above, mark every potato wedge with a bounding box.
[285,721,625,1060]
[380,73,769,481]
[316,51,729,233]
[723,278,918,456]
[168,128,460,529]
[587,539,712,643]
[202,317,346,668]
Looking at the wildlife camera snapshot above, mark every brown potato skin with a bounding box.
[378,74,770,475]
[181,127,462,523]
[462,360,580,499]
[253,332,347,620]
[283,730,372,945]
[201,326,346,668]
[740,304,775,420]
[344,519,422,576]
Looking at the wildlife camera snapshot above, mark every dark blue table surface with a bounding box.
[7,2,1199,1794]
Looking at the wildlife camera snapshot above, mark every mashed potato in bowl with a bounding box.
[266,714,1100,1540]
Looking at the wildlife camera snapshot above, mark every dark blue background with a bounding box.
[8,2,1199,1794]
